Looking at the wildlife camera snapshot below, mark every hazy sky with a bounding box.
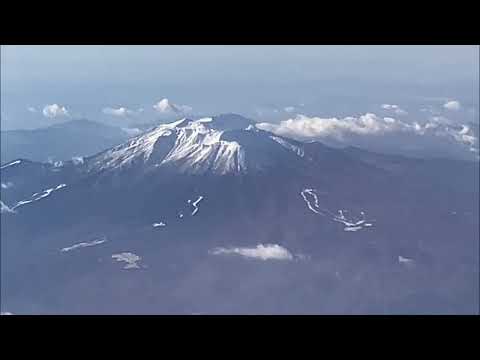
[1,45,478,130]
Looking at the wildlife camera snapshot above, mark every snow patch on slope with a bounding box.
[61,236,107,252]
[0,160,21,170]
[269,135,304,157]
[300,188,374,232]
[1,201,15,214]
[300,189,324,215]
[398,255,414,265]
[72,156,84,165]
[344,226,363,232]
[11,184,66,210]
[112,252,142,269]
[191,196,204,215]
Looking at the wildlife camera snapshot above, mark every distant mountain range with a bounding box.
[1,119,131,164]
[1,114,478,314]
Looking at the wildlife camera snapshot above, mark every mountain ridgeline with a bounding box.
[1,114,478,314]
[1,119,131,164]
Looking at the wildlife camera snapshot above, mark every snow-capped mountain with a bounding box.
[86,114,305,176]
[1,114,478,315]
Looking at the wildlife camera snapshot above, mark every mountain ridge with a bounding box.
[1,119,131,164]
[1,113,478,314]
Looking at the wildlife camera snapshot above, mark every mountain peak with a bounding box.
[48,118,110,130]
[87,115,303,176]
[209,113,256,131]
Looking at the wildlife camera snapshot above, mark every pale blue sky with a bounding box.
[1,45,478,130]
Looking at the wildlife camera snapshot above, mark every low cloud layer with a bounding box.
[102,106,143,117]
[102,107,131,117]
[210,244,294,261]
[153,98,192,114]
[42,104,69,118]
[443,100,461,111]
[257,113,417,139]
[256,113,479,159]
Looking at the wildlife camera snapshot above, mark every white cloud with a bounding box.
[27,106,37,113]
[112,252,142,269]
[443,100,461,111]
[381,104,408,115]
[257,113,412,140]
[102,107,145,117]
[256,113,479,155]
[102,107,130,117]
[430,116,453,125]
[210,244,294,261]
[42,104,69,118]
[445,125,477,148]
[284,106,296,113]
[153,98,192,114]
[153,99,172,113]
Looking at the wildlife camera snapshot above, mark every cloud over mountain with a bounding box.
[102,106,145,117]
[443,100,461,111]
[256,113,479,158]
[42,104,69,118]
[153,98,192,114]
[102,107,131,117]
